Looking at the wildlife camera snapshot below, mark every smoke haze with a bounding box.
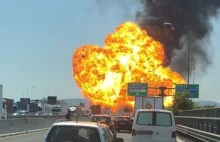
[95,0,220,79]
[136,0,220,79]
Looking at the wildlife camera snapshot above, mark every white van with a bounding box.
[132,109,176,142]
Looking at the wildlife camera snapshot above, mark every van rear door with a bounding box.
[132,111,154,142]
[153,112,176,142]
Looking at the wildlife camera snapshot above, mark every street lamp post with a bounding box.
[26,86,34,113]
[193,67,196,84]
[27,87,35,98]
[163,23,190,86]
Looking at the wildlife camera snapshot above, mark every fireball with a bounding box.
[72,22,185,111]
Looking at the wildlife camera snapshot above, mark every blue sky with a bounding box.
[0,1,220,102]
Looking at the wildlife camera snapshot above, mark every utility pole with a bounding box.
[163,22,190,90]
[193,67,196,84]
[187,31,191,89]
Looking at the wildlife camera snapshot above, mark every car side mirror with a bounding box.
[115,138,124,142]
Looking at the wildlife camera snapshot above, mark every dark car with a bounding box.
[114,116,133,132]
[91,114,116,138]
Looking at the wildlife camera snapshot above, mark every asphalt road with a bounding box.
[0,130,195,142]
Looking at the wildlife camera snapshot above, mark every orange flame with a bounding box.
[72,22,185,111]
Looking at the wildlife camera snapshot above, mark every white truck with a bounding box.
[1,99,7,119]
[0,85,7,119]
[134,97,163,114]
[43,104,67,115]
[61,104,68,115]
[51,105,62,115]
[43,104,53,115]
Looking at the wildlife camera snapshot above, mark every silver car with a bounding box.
[44,121,124,142]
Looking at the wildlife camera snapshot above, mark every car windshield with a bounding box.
[46,126,101,142]
[91,116,111,123]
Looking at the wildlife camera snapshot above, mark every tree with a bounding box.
[168,91,195,115]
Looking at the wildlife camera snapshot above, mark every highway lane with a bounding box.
[0,130,195,142]
[117,131,196,142]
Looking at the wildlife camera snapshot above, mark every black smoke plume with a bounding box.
[136,0,220,79]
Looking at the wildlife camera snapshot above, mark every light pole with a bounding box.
[193,67,196,84]
[163,23,190,86]
[27,87,35,98]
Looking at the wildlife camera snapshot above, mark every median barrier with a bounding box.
[0,128,49,138]
[0,116,91,135]
[7,115,66,119]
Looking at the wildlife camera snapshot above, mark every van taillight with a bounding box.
[171,131,176,138]
[131,129,136,136]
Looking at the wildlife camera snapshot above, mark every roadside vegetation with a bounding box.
[168,92,216,115]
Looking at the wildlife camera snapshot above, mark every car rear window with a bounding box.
[115,117,130,121]
[136,111,172,126]
[46,126,101,142]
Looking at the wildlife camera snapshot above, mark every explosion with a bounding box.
[72,21,185,111]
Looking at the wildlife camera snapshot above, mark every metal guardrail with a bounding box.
[177,108,220,117]
[7,114,92,119]
[177,125,220,142]
[174,116,220,135]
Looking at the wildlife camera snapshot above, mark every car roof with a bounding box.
[52,121,108,128]
[116,115,131,118]
[137,109,172,113]
[92,114,110,117]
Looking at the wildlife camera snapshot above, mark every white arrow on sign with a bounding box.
[136,92,139,96]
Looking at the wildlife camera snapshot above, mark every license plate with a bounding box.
[120,123,126,124]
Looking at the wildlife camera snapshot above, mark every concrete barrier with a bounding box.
[0,117,91,135]
[0,128,49,138]
[7,115,66,119]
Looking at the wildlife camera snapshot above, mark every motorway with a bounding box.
[0,130,196,142]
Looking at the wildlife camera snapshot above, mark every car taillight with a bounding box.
[131,129,136,136]
[171,131,176,139]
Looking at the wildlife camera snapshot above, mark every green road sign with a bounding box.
[127,83,148,97]
[175,84,199,98]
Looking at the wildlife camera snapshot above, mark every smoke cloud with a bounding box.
[136,0,220,79]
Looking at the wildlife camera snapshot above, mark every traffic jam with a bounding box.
[44,98,177,142]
